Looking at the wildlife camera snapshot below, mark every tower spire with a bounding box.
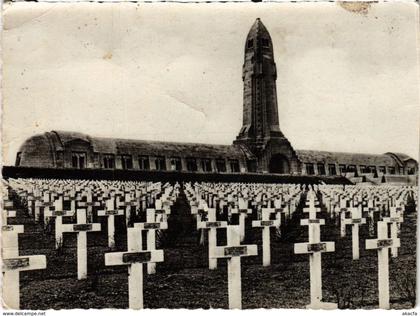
[235,18,283,151]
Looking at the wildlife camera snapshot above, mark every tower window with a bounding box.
[388,166,396,175]
[138,155,150,170]
[379,166,386,174]
[262,38,270,47]
[247,39,254,49]
[339,164,346,174]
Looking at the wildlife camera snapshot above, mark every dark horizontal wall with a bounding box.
[2,166,353,185]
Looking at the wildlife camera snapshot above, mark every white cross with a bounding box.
[155,199,171,222]
[195,201,209,246]
[303,196,321,221]
[366,201,379,237]
[2,224,46,309]
[44,197,75,249]
[98,198,124,248]
[295,196,336,309]
[64,192,78,213]
[252,208,279,266]
[273,198,284,235]
[61,209,101,279]
[105,227,164,309]
[117,193,138,225]
[343,207,366,260]
[77,189,100,222]
[230,198,252,242]
[366,221,400,309]
[189,198,199,215]
[34,196,43,222]
[2,208,16,226]
[197,208,227,270]
[209,225,258,309]
[134,208,168,274]
[339,201,350,238]
[383,206,403,257]
[41,192,54,225]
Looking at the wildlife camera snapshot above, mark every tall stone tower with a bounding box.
[234,18,300,174]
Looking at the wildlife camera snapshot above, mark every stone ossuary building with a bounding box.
[15,19,418,185]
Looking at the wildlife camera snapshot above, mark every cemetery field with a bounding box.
[12,192,416,310]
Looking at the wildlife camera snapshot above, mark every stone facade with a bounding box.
[15,19,417,183]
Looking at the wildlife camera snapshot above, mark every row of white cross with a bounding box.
[185,183,408,309]
[2,180,179,310]
[2,179,414,309]
[185,184,290,309]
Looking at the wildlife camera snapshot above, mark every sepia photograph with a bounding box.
[1,1,419,311]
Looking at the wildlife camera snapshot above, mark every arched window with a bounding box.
[71,152,86,169]
[15,152,22,166]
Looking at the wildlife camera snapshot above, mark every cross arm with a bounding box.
[2,225,24,234]
[197,221,228,229]
[210,244,258,259]
[300,218,325,226]
[294,241,335,254]
[105,250,164,266]
[98,209,124,216]
[366,238,400,250]
[61,223,101,233]
[3,255,46,272]
[343,218,366,225]
[252,219,281,228]
[134,222,168,230]
[382,217,403,223]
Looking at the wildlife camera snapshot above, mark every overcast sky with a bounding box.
[2,2,419,165]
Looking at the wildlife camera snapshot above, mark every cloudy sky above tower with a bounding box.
[2,2,419,165]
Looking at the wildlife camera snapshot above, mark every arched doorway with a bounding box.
[269,154,290,174]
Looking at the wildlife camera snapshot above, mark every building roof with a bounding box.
[51,130,249,160]
[295,149,398,167]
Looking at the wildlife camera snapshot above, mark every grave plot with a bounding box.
[1,179,417,309]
